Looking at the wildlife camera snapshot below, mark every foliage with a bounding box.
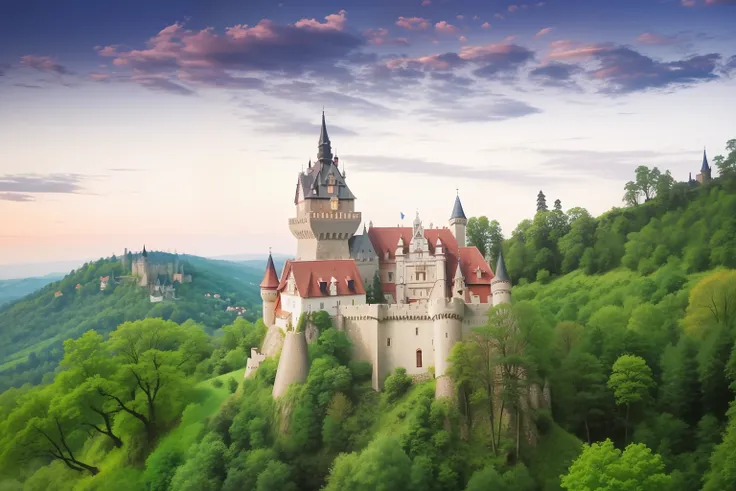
[561,439,671,491]
[466,216,504,262]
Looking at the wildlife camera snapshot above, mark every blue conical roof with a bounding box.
[494,251,510,282]
[450,195,466,220]
[701,148,710,172]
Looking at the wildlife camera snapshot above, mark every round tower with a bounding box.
[430,297,465,399]
[272,331,310,399]
[491,251,512,306]
[449,192,467,247]
[260,252,280,327]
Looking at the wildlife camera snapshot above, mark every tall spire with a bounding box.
[260,251,280,290]
[450,194,466,220]
[317,110,333,162]
[142,245,148,257]
[701,147,710,172]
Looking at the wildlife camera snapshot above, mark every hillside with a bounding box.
[0,252,264,392]
[0,274,64,307]
[1,140,735,491]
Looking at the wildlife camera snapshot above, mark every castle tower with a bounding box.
[431,297,465,399]
[289,112,362,261]
[449,193,467,247]
[272,331,310,398]
[135,245,149,287]
[491,251,512,306]
[452,258,465,300]
[696,147,712,184]
[260,252,280,327]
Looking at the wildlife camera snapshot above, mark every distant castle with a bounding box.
[122,246,191,302]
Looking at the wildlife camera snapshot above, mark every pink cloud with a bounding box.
[504,35,517,42]
[681,0,696,5]
[422,0,432,5]
[494,13,505,19]
[396,16,430,30]
[364,28,410,46]
[481,22,491,29]
[635,32,684,45]
[459,36,468,43]
[508,4,519,12]
[293,10,348,31]
[547,39,612,60]
[19,55,68,74]
[473,15,479,20]
[536,1,546,5]
[435,21,458,34]
[89,73,110,81]
[457,15,465,20]
[535,27,553,37]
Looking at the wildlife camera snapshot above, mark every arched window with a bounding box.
[330,196,339,211]
[387,338,391,347]
[416,349,423,368]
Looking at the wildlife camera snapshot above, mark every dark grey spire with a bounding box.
[701,148,710,172]
[317,111,332,162]
[450,194,466,220]
[494,251,510,282]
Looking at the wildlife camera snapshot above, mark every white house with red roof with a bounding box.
[255,113,512,399]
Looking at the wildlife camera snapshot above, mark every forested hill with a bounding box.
[0,252,264,392]
[0,274,65,307]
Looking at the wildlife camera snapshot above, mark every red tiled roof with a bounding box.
[277,259,366,298]
[367,227,492,297]
[260,254,280,290]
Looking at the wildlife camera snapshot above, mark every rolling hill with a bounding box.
[0,252,265,393]
[0,273,65,307]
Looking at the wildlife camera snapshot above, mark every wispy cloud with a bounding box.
[19,55,69,75]
[0,193,35,202]
[635,32,687,46]
[418,98,542,123]
[396,16,430,30]
[535,27,553,38]
[0,174,86,194]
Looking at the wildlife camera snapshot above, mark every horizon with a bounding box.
[1,0,735,265]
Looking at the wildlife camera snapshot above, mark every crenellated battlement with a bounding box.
[340,302,431,321]
[428,296,465,320]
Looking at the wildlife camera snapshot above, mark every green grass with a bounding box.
[372,380,435,439]
[525,423,583,491]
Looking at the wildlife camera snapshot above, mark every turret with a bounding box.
[452,257,465,300]
[272,331,310,399]
[430,297,465,399]
[491,251,512,305]
[449,193,467,247]
[260,252,280,326]
[697,147,712,183]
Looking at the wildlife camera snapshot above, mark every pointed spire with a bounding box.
[260,251,280,290]
[308,158,312,169]
[317,111,333,162]
[493,251,510,282]
[142,245,148,257]
[701,147,710,172]
[454,253,464,279]
[450,193,466,220]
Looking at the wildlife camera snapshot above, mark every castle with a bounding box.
[688,148,712,186]
[124,246,191,302]
[252,113,513,400]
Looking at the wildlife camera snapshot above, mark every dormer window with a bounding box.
[330,196,339,211]
[327,174,336,194]
[347,278,355,291]
[476,267,482,280]
[319,279,328,294]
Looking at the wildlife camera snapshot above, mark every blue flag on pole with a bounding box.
[400,212,405,220]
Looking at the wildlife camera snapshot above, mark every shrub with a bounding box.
[227,377,239,393]
[212,378,224,388]
[384,367,412,403]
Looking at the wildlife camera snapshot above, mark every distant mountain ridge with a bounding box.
[0,274,66,307]
[0,252,263,392]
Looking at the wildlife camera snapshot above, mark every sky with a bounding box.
[1,0,735,267]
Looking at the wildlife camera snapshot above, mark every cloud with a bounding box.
[341,153,558,186]
[364,28,409,46]
[0,174,85,195]
[481,22,491,29]
[435,21,458,34]
[635,32,686,46]
[508,5,519,13]
[396,17,430,30]
[531,148,689,181]
[535,27,553,38]
[418,98,542,123]
[547,40,722,93]
[529,62,582,88]
[19,56,69,74]
[459,36,468,43]
[421,0,432,5]
[96,11,363,95]
[384,42,534,81]
[109,168,143,172]
[0,193,35,202]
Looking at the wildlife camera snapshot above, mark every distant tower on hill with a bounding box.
[491,251,512,306]
[449,191,467,247]
[132,245,149,287]
[696,147,712,184]
[288,112,361,261]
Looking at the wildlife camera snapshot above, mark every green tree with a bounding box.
[608,355,653,443]
[323,436,412,491]
[561,439,671,491]
[466,217,504,262]
[537,190,548,213]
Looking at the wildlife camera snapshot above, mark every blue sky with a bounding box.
[0,0,735,265]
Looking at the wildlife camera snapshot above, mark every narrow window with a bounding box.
[416,349,423,368]
[415,327,419,336]
[445,332,448,338]
[352,299,355,305]
[320,302,324,309]
[387,338,391,347]
[388,272,394,282]
[330,197,339,211]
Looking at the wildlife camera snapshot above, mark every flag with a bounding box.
[400,212,405,220]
